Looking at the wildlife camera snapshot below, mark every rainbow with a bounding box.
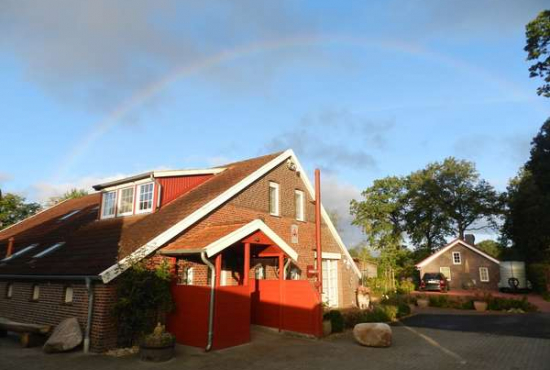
[54,34,546,181]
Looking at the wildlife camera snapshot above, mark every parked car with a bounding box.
[420,273,449,292]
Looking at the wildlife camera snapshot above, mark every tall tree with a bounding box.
[431,158,501,240]
[0,193,41,230]
[350,176,407,251]
[525,10,550,97]
[475,240,503,259]
[405,166,453,254]
[47,188,89,206]
[504,121,550,262]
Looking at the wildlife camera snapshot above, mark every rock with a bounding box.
[43,318,83,353]
[353,323,392,347]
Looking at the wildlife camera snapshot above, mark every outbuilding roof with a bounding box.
[415,238,501,268]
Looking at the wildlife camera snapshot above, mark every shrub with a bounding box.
[397,280,415,295]
[396,302,411,318]
[528,264,549,294]
[324,310,345,333]
[487,296,537,312]
[340,308,365,329]
[542,292,550,302]
[428,295,451,308]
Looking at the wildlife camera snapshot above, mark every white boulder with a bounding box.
[353,323,392,347]
[43,318,83,353]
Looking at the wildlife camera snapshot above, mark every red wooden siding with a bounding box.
[213,285,251,349]
[167,284,210,348]
[157,175,213,207]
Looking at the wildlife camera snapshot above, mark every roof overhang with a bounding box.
[416,239,500,268]
[160,219,299,262]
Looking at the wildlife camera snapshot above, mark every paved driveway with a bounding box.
[1,310,549,370]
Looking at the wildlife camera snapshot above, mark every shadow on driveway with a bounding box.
[400,312,550,339]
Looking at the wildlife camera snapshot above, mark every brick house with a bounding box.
[0,150,360,352]
[416,237,500,291]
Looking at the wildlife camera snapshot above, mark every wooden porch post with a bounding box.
[278,252,284,332]
[243,242,250,286]
[215,254,222,287]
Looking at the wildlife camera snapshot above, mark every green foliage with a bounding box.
[47,188,89,206]
[0,193,41,230]
[475,240,503,259]
[487,296,537,312]
[542,292,550,302]
[525,10,550,97]
[397,280,415,295]
[112,261,174,346]
[528,264,549,294]
[323,310,344,333]
[504,121,550,263]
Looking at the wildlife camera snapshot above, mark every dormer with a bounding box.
[93,168,224,219]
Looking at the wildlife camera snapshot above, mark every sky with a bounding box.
[1,0,549,246]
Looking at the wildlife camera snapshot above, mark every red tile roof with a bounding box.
[161,222,248,253]
[0,152,282,277]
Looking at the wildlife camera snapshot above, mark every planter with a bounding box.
[322,320,332,336]
[473,301,488,312]
[417,298,429,308]
[139,342,175,362]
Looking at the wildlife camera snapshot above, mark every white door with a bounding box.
[322,259,339,307]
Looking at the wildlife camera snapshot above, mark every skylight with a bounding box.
[33,242,65,258]
[59,210,80,221]
[1,243,39,261]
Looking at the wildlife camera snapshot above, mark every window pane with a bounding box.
[295,191,304,221]
[138,183,154,211]
[65,287,73,303]
[119,187,134,214]
[32,285,40,300]
[102,191,116,217]
[269,183,279,215]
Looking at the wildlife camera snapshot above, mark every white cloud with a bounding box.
[320,174,364,247]
[0,172,12,184]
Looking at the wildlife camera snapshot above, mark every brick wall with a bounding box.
[420,243,500,290]
[166,162,360,307]
[0,279,117,352]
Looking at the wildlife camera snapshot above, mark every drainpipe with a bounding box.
[284,258,291,279]
[84,277,95,354]
[201,252,216,352]
[315,169,323,294]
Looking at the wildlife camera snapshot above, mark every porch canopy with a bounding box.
[160,219,298,262]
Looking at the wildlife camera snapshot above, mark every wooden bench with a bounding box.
[0,317,52,347]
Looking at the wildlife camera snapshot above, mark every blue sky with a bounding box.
[1,1,549,245]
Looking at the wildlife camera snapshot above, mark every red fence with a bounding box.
[168,279,322,350]
[251,279,322,337]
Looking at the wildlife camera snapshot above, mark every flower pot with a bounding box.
[417,298,429,308]
[322,320,332,336]
[139,342,175,362]
[473,301,488,312]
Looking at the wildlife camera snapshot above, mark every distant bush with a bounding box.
[487,296,537,312]
[528,264,549,294]
[323,310,345,333]
[397,280,415,295]
[396,302,411,318]
[340,308,365,329]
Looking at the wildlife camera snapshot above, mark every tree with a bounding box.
[0,193,41,230]
[350,176,407,251]
[475,240,502,259]
[430,158,502,240]
[525,10,550,97]
[47,188,89,206]
[404,166,454,254]
[503,121,550,262]
[326,209,342,233]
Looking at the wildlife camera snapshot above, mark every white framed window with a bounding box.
[117,187,135,216]
[101,191,117,218]
[6,283,13,298]
[295,190,305,221]
[180,267,194,285]
[479,267,490,282]
[269,182,280,216]
[322,259,339,307]
[137,183,154,213]
[64,286,74,303]
[440,267,451,281]
[452,251,461,265]
[32,284,40,301]
[255,265,265,280]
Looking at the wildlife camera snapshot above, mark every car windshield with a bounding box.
[424,273,441,280]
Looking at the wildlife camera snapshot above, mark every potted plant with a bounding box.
[139,323,175,362]
[473,289,491,312]
[416,294,429,308]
